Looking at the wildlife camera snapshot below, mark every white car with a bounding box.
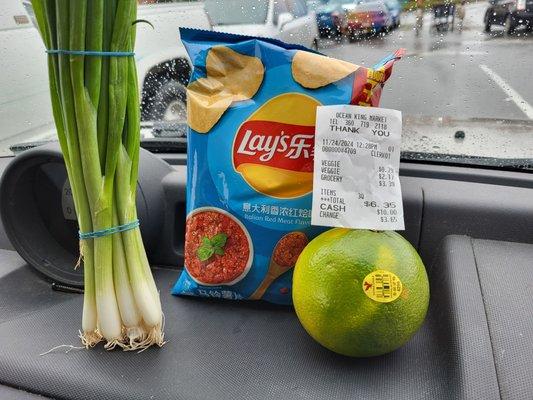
[0,0,210,152]
[205,0,319,50]
[134,1,212,123]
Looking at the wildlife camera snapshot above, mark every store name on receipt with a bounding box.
[329,112,388,135]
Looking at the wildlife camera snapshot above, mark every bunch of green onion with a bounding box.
[32,0,164,350]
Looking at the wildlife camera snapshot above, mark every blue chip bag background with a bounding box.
[172,28,395,304]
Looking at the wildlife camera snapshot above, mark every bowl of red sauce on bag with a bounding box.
[184,207,253,286]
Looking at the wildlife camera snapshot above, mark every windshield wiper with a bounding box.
[140,120,187,153]
[140,138,186,153]
[401,151,533,171]
[144,120,187,138]
[9,138,187,155]
[9,140,53,155]
[7,121,188,155]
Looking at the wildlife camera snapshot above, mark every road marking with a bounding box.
[406,50,486,57]
[480,64,533,119]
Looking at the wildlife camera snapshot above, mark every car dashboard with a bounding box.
[0,152,531,400]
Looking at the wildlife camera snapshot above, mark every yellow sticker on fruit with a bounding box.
[362,270,403,303]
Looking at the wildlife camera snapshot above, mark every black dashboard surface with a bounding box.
[0,240,503,400]
[0,154,533,399]
[2,233,532,400]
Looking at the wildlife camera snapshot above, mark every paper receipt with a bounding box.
[311,105,405,231]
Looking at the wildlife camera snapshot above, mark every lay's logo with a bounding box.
[234,122,315,168]
[232,93,321,199]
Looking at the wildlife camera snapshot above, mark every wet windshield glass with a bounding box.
[205,0,269,25]
[1,0,532,168]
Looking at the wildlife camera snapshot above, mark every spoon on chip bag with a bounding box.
[249,232,309,300]
[172,28,404,304]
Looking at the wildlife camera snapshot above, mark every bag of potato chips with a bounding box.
[172,28,403,304]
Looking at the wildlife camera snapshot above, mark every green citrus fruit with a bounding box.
[293,228,429,357]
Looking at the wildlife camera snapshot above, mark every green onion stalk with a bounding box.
[32,0,164,350]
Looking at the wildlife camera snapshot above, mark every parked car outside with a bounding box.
[206,0,319,50]
[343,0,393,40]
[135,1,212,123]
[484,0,533,34]
[310,0,346,38]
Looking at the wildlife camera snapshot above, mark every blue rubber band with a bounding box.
[79,220,140,240]
[46,49,135,57]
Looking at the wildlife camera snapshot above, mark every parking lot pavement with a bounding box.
[321,3,533,122]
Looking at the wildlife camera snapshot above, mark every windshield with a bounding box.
[205,0,269,25]
[1,0,532,170]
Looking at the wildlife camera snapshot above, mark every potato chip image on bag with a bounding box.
[172,28,403,304]
[187,46,265,133]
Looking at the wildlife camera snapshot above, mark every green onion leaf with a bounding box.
[32,0,164,351]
